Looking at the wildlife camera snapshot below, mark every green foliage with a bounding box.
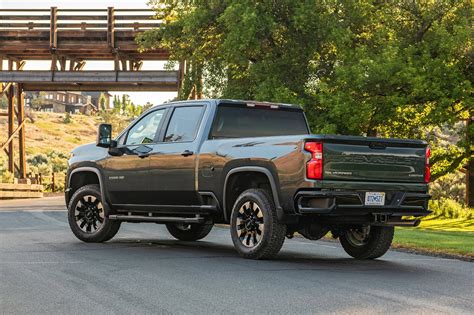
[430,171,466,205]
[98,110,133,136]
[98,93,107,111]
[27,150,68,174]
[0,155,13,183]
[63,112,72,124]
[99,94,152,135]
[30,92,48,111]
[429,198,473,219]
[27,153,48,166]
[25,150,68,192]
[138,0,473,180]
[0,171,14,184]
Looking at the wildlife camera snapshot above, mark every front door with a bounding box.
[148,105,206,206]
[103,108,167,206]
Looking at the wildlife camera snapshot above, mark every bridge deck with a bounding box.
[0,70,178,91]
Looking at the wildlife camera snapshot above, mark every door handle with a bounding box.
[181,150,194,157]
[138,153,150,159]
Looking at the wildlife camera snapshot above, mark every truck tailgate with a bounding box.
[309,135,428,183]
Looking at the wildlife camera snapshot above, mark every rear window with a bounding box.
[210,104,309,139]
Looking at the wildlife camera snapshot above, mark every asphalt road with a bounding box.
[0,198,473,314]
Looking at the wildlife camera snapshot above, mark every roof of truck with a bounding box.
[157,99,303,109]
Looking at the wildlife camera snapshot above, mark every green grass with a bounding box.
[394,217,474,257]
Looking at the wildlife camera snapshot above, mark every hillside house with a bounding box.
[25,91,110,115]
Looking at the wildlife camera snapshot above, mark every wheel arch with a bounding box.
[223,166,282,223]
[66,167,107,209]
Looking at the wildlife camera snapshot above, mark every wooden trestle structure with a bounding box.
[0,8,182,179]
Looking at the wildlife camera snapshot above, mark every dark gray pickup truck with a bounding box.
[66,99,431,260]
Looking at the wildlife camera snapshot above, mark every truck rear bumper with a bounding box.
[295,190,431,217]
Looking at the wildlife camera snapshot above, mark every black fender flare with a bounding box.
[67,166,111,214]
[222,166,283,222]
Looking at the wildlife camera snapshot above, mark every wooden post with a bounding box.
[16,83,26,179]
[52,172,55,192]
[50,7,57,49]
[121,59,127,71]
[7,60,14,173]
[50,7,58,72]
[114,53,120,71]
[107,7,115,49]
[59,56,66,71]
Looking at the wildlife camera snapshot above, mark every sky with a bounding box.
[0,0,178,105]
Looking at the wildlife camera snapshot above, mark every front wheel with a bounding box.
[339,225,394,259]
[166,223,213,241]
[230,189,286,260]
[67,184,121,243]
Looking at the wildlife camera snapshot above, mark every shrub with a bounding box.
[63,112,72,124]
[430,172,466,205]
[429,198,473,219]
[27,153,48,166]
[0,155,14,183]
[0,170,14,184]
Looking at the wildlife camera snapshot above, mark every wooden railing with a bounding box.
[0,8,161,30]
[0,8,168,61]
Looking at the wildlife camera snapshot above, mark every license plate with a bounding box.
[365,192,385,206]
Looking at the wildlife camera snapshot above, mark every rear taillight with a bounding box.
[424,147,431,183]
[305,141,323,180]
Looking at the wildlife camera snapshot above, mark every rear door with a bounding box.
[148,104,207,206]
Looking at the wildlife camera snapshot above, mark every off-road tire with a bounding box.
[166,223,213,241]
[230,189,286,260]
[68,184,121,243]
[339,225,394,259]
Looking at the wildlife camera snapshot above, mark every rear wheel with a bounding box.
[67,184,121,243]
[166,223,213,241]
[230,189,286,260]
[339,225,394,259]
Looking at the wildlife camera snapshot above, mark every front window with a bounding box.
[125,109,165,145]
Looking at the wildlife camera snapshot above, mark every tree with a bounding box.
[30,91,49,111]
[112,95,122,113]
[98,92,107,111]
[138,0,473,180]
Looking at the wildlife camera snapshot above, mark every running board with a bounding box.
[108,214,205,224]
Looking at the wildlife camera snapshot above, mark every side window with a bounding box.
[125,109,165,145]
[164,106,204,142]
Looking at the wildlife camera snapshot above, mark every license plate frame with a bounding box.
[364,192,386,206]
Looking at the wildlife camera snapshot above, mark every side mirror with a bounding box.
[96,123,112,148]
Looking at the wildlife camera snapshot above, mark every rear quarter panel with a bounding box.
[198,135,312,212]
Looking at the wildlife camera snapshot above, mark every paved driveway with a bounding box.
[0,199,472,314]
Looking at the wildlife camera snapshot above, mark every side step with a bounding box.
[108,214,205,224]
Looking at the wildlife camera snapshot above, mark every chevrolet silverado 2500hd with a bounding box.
[66,99,431,260]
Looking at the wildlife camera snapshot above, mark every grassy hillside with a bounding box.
[0,112,101,157]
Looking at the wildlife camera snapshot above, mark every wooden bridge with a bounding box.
[0,8,183,180]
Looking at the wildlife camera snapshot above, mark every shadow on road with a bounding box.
[99,237,416,274]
